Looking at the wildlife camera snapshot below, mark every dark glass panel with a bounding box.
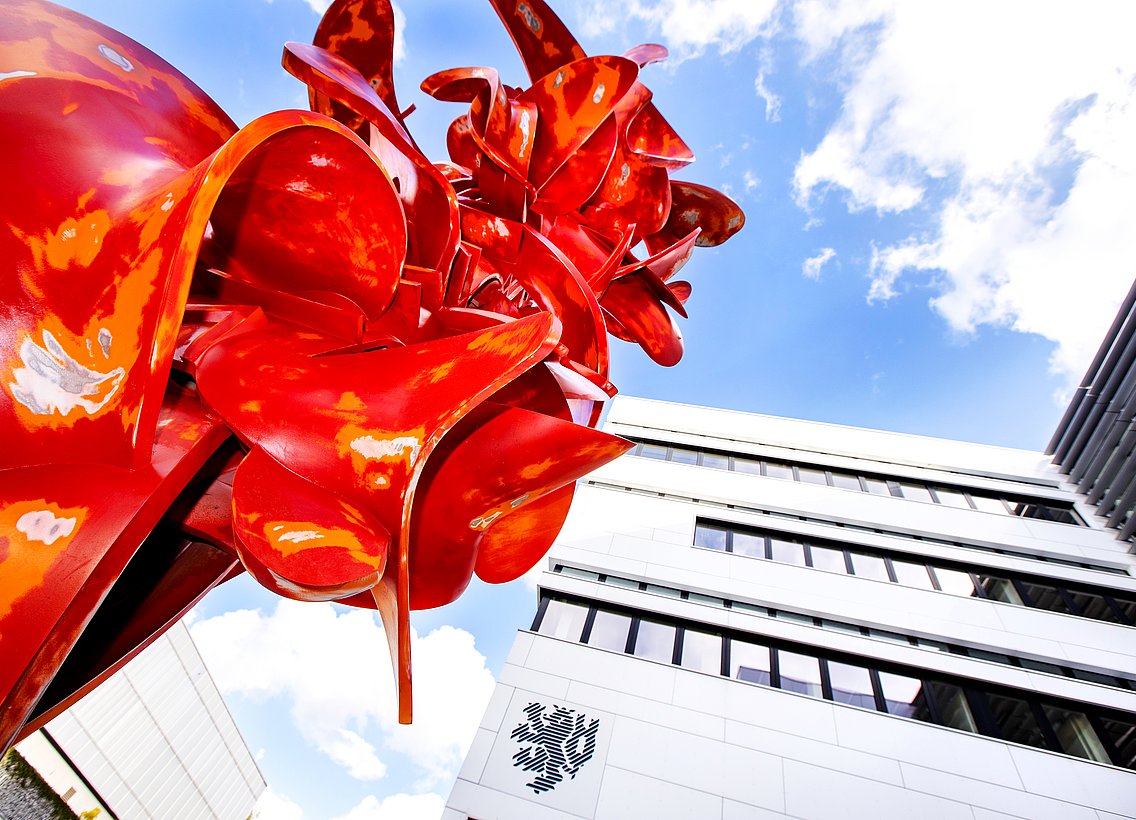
[976,576,1024,605]
[731,639,771,685]
[1016,581,1072,614]
[878,672,930,721]
[539,599,588,641]
[777,650,823,698]
[1042,705,1110,763]
[926,682,976,732]
[827,661,876,710]
[587,610,632,652]
[633,618,676,662]
[1097,716,1136,768]
[694,524,729,551]
[1067,591,1122,623]
[985,693,1045,749]
[681,629,722,675]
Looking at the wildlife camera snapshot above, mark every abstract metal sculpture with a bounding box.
[0,0,743,751]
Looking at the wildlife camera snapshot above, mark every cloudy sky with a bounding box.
[54,0,1136,817]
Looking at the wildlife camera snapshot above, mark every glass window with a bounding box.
[830,471,862,491]
[898,482,934,503]
[1042,705,1110,763]
[777,650,823,698]
[732,531,767,558]
[681,629,722,675]
[891,559,935,589]
[702,452,730,470]
[827,661,876,710]
[633,618,676,663]
[639,442,668,460]
[976,576,1024,605]
[849,552,890,582]
[670,447,698,465]
[557,566,599,581]
[985,693,1045,749]
[694,523,728,551]
[539,599,588,641]
[607,575,641,590]
[732,601,770,616]
[932,487,971,508]
[733,457,762,475]
[1066,591,1121,623]
[587,610,631,652]
[866,628,909,644]
[644,583,681,598]
[933,567,977,597]
[1016,581,1072,614]
[798,466,829,485]
[928,682,976,732]
[862,477,890,495]
[970,494,1010,514]
[770,536,806,565]
[688,592,726,607]
[730,639,771,685]
[1069,668,1122,686]
[808,545,848,573]
[764,460,794,480]
[878,672,929,720]
[1097,716,1136,768]
[1019,658,1065,676]
[1113,597,1136,625]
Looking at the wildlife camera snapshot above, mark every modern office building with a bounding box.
[5,620,264,820]
[445,389,1136,819]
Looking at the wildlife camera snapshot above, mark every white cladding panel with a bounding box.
[449,397,1136,818]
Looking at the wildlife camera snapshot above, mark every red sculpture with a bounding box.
[0,0,743,751]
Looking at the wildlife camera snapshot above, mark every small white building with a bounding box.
[10,620,264,820]
[445,394,1136,819]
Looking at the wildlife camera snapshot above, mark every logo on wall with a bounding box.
[510,701,600,794]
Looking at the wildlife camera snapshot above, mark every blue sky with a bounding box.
[53,0,1136,817]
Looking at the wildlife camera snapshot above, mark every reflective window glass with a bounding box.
[694,524,728,551]
[733,457,762,475]
[830,471,863,491]
[681,629,722,675]
[633,619,676,663]
[986,693,1045,749]
[558,566,599,581]
[688,592,726,607]
[730,640,771,685]
[798,467,829,485]
[607,575,641,590]
[770,537,806,565]
[898,483,934,503]
[587,610,631,652]
[639,442,668,460]
[1067,591,1120,623]
[977,576,1024,605]
[850,552,890,582]
[777,650,823,698]
[764,460,794,479]
[891,560,935,589]
[539,599,588,641]
[862,477,890,495]
[808,545,848,573]
[933,567,977,597]
[1043,705,1110,763]
[1017,581,1072,614]
[1114,598,1136,624]
[878,672,928,720]
[933,487,971,508]
[1019,658,1065,676]
[1097,716,1136,768]
[970,494,1010,514]
[827,661,876,709]
[670,447,698,465]
[928,682,976,732]
[732,531,766,558]
[702,452,730,470]
[644,584,681,598]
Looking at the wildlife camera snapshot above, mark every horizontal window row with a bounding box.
[586,479,1124,575]
[552,564,1136,691]
[629,439,1083,526]
[534,595,1136,771]
[694,520,1136,627]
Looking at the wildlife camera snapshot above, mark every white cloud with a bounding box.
[330,793,445,820]
[252,786,304,820]
[190,601,494,785]
[743,170,760,193]
[802,247,836,280]
[300,1,407,63]
[791,0,1136,385]
[755,69,781,122]
[587,1,778,59]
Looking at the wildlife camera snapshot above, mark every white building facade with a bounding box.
[446,396,1136,819]
[11,620,264,819]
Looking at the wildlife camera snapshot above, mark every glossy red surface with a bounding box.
[0,0,742,745]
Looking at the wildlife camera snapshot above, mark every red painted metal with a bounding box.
[0,0,743,749]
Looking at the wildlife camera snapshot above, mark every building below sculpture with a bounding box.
[445,388,1136,818]
[2,621,264,819]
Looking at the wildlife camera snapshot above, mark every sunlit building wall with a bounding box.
[446,395,1136,819]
